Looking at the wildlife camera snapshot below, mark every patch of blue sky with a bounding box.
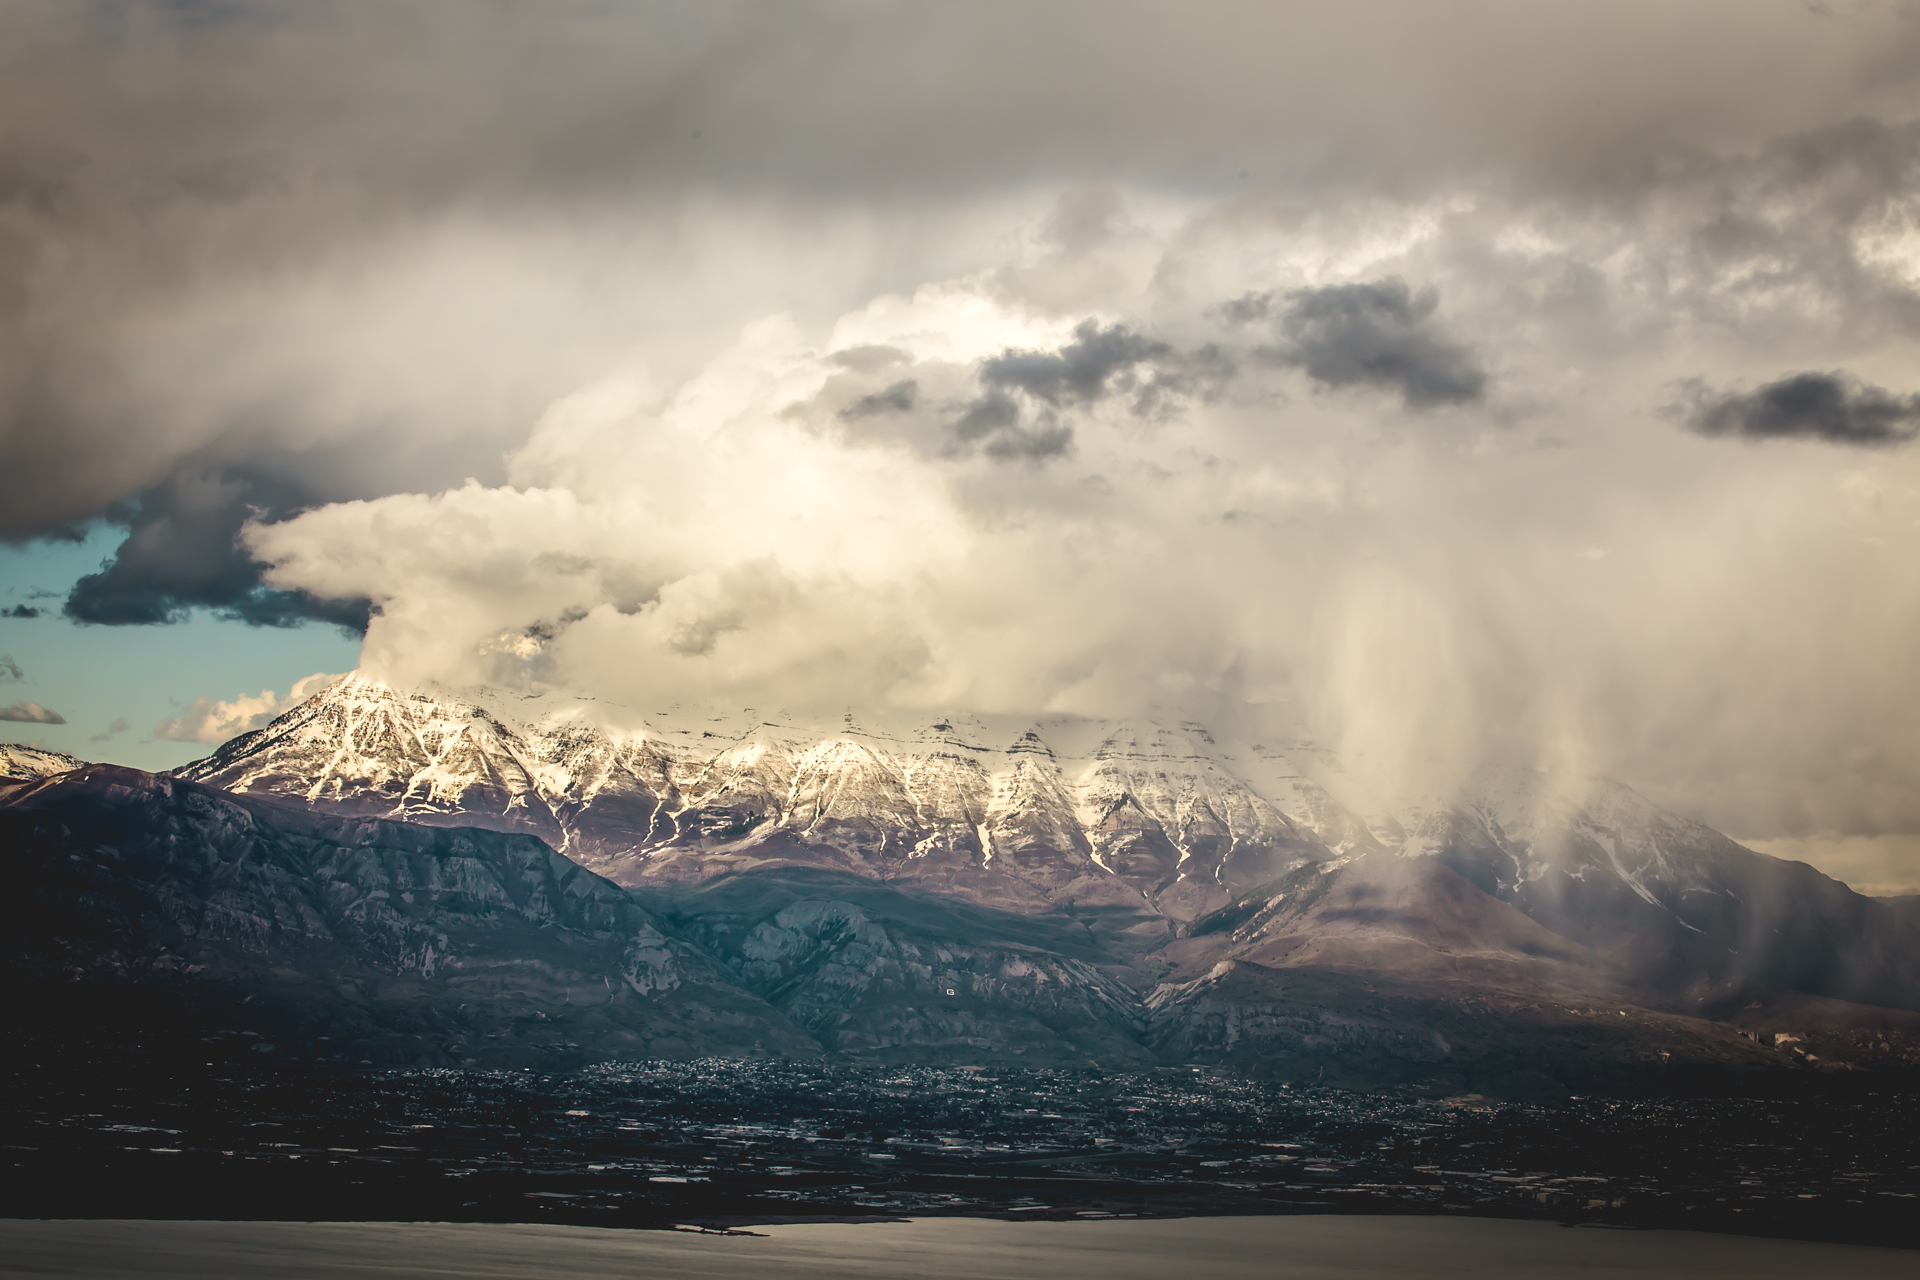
[0,527,360,771]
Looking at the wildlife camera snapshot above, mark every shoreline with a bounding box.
[3,1215,1915,1280]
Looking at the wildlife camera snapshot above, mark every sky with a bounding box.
[3,1,1920,893]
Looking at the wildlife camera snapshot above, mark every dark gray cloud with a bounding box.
[62,468,372,632]
[949,390,1072,461]
[0,655,21,681]
[983,423,1075,462]
[2,606,37,619]
[1678,372,1920,446]
[0,701,64,724]
[979,321,1174,408]
[952,389,1021,442]
[1240,279,1487,409]
[6,4,1906,212]
[945,320,1219,461]
[840,379,919,420]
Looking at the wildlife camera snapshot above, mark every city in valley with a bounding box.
[9,1031,1916,1247]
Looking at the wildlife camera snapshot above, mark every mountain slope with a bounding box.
[1144,851,1920,1090]
[1,764,817,1065]
[1386,768,1920,1009]
[0,766,1179,1068]
[651,868,1155,1064]
[172,673,1920,1022]
[11,764,1920,1088]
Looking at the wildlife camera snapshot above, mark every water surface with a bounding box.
[3,1215,1911,1279]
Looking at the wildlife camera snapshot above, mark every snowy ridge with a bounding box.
[176,672,1804,938]
[176,675,1343,915]
[0,742,85,781]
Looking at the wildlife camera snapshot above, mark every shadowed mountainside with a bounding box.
[1,765,816,1066]
[8,764,1920,1090]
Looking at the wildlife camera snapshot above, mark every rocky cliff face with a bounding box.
[652,868,1155,1064]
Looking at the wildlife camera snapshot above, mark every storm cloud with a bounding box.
[1679,372,1920,446]
[949,390,1075,461]
[978,322,1174,409]
[941,321,1226,459]
[1238,280,1486,409]
[6,2,1920,887]
[62,470,372,632]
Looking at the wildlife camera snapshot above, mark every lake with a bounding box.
[2,1215,1911,1278]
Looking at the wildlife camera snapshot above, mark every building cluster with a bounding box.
[6,1035,1914,1246]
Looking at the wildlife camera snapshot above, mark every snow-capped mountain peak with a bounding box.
[176,674,1352,916]
[174,670,1839,973]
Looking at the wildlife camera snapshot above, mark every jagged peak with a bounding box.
[1005,728,1056,759]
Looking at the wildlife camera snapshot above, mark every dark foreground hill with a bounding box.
[1,764,815,1064]
[6,765,1920,1094]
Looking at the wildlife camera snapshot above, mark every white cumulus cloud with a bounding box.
[155,672,346,744]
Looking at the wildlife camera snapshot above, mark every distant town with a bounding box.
[10,1029,1914,1248]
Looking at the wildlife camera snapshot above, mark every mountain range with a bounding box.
[7,673,1920,1091]
[174,675,1349,914]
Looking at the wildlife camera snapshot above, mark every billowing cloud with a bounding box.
[1677,372,1920,446]
[4,2,1920,885]
[154,672,345,744]
[0,701,65,725]
[6,3,1920,619]
[242,262,1920,859]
